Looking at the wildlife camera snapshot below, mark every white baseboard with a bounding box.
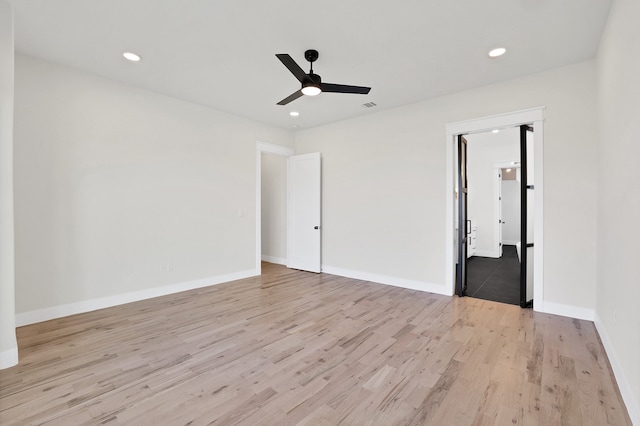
[321,265,451,296]
[502,240,519,246]
[473,250,500,258]
[537,301,595,321]
[0,347,18,369]
[594,312,640,425]
[261,255,287,265]
[15,269,258,327]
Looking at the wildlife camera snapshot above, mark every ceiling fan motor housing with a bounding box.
[304,49,319,63]
[304,73,321,86]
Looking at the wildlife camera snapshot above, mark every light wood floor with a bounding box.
[0,262,631,425]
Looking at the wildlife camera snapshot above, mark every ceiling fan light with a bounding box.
[302,85,321,96]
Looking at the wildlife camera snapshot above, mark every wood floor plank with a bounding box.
[0,262,632,425]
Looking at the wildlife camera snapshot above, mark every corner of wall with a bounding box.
[594,311,640,425]
[0,0,18,370]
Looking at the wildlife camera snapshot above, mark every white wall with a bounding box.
[596,0,640,421]
[261,152,287,264]
[465,128,519,257]
[501,179,520,245]
[0,0,18,368]
[295,60,598,311]
[13,54,294,321]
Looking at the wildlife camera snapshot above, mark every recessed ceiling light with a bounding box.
[488,47,506,58]
[492,129,500,133]
[289,111,300,117]
[123,52,141,62]
[506,168,512,172]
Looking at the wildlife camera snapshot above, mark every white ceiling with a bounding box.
[8,0,612,130]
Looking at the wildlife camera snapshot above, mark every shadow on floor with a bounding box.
[465,245,520,305]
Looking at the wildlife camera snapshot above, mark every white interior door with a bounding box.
[287,153,321,272]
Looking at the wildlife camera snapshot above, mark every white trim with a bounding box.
[256,150,262,273]
[445,129,457,295]
[594,313,640,425]
[0,1,17,372]
[502,240,519,246]
[0,347,18,369]
[322,265,451,296]
[531,120,544,308]
[256,141,295,275]
[537,301,594,321]
[15,269,257,327]
[445,107,545,136]
[256,141,295,157]
[445,107,545,308]
[261,255,287,265]
[493,161,521,169]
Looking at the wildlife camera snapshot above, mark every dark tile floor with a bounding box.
[465,245,520,305]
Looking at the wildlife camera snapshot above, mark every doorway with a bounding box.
[256,142,322,275]
[445,107,544,309]
[256,141,294,274]
[460,128,522,305]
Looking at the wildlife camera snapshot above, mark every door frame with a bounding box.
[256,141,295,274]
[494,161,521,255]
[445,107,544,309]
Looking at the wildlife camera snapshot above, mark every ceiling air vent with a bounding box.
[361,102,377,108]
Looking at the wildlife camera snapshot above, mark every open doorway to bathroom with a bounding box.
[455,125,534,307]
[462,128,521,305]
[447,107,543,309]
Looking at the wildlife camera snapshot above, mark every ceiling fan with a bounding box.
[275,49,371,105]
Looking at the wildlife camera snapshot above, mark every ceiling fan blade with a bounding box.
[320,83,371,94]
[277,89,304,105]
[276,54,307,83]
